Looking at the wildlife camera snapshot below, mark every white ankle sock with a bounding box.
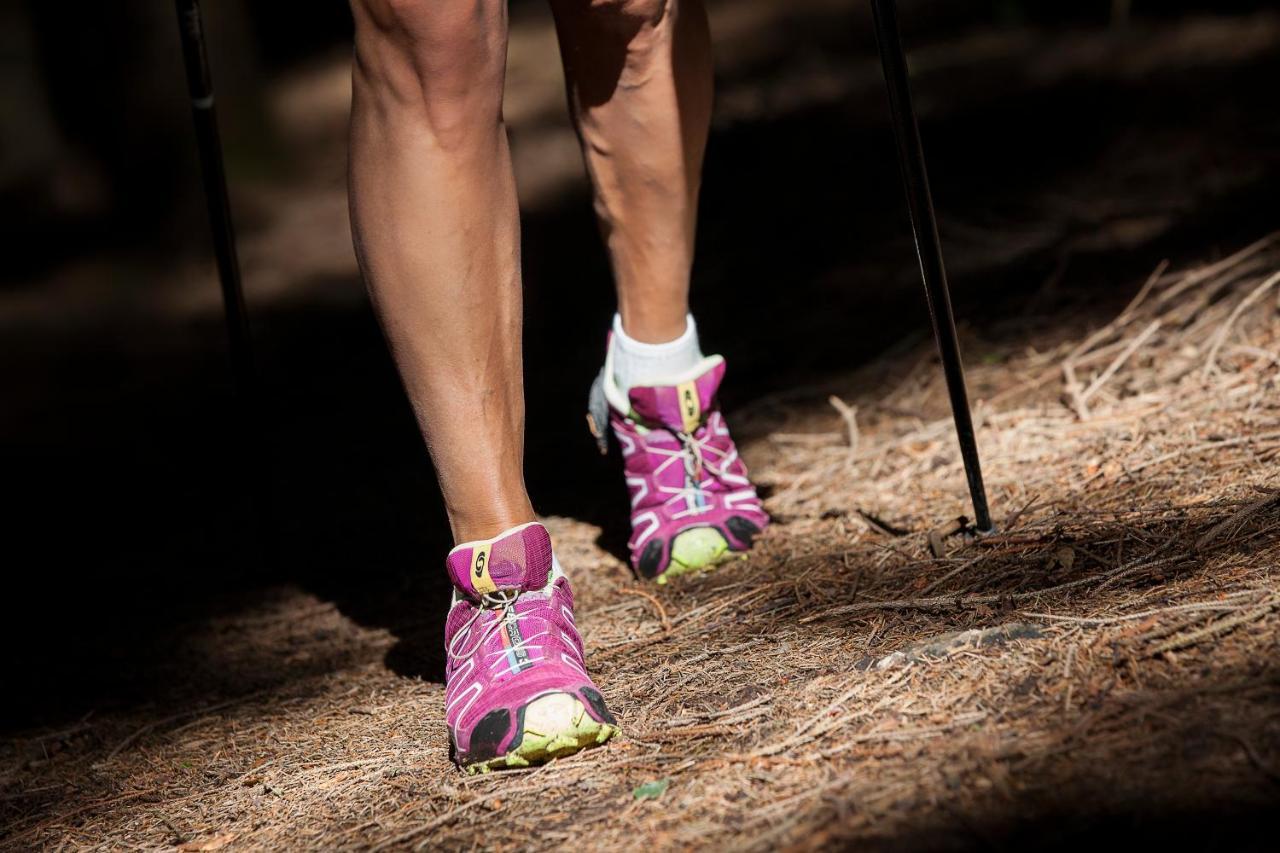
[610,313,703,395]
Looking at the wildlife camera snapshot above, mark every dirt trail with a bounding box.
[6,236,1280,849]
[4,3,1280,850]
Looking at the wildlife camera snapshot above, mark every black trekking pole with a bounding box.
[174,0,274,560]
[870,0,994,533]
[175,0,254,398]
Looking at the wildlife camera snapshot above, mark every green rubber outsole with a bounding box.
[464,696,619,775]
[656,527,746,584]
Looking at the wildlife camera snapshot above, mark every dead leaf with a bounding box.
[1049,546,1075,571]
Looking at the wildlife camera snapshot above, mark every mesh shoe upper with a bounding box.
[442,522,614,766]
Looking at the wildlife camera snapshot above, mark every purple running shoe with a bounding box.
[443,521,618,773]
[588,346,769,582]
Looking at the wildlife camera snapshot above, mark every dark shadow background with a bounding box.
[2,6,1279,839]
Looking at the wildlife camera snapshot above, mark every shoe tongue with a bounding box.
[627,356,726,432]
[446,522,552,600]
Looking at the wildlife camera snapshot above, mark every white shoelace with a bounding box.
[446,589,539,666]
[649,429,732,515]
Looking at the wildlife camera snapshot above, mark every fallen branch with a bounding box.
[1079,319,1161,406]
[803,554,1187,622]
[1202,269,1280,377]
[1151,597,1279,655]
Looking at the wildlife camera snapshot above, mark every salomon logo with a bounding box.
[469,542,496,595]
[676,381,702,432]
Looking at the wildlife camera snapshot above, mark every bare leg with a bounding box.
[348,0,533,542]
[549,0,713,343]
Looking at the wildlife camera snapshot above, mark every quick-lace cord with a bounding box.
[676,430,706,483]
[447,589,518,662]
[650,428,730,508]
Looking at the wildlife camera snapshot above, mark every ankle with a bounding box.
[618,308,689,344]
[449,506,537,545]
[611,312,703,394]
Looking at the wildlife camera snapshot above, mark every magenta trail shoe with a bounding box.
[443,522,618,773]
[588,347,770,582]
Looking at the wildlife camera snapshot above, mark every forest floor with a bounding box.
[4,2,1280,850]
[8,233,1280,851]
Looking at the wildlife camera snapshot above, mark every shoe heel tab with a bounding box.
[446,522,552,598]
[586,368,612,455]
